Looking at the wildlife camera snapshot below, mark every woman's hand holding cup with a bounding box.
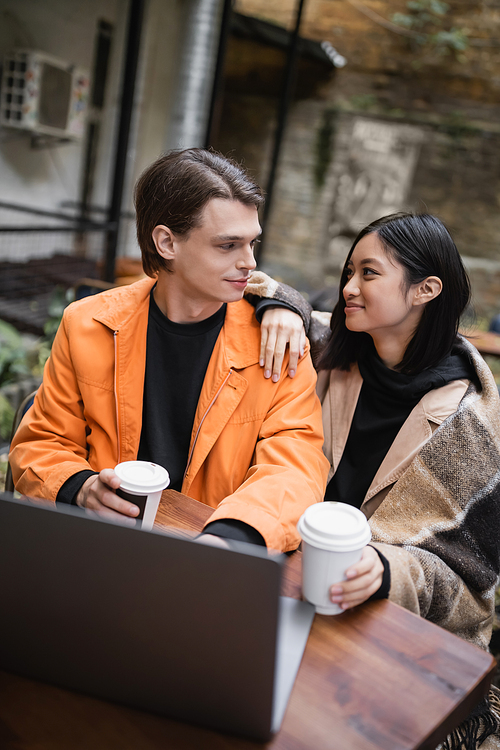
[297,502,373,615]
[329,545,384,610]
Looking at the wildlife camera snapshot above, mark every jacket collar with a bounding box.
[92,277,260,368]
[92,277,155,331]
[220,299,261,370]
[320,364,470,515]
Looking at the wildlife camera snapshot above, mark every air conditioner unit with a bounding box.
[0,49,90,140]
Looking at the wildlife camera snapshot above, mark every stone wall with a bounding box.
[410,125,500,260]
[464,258,500,322]
[235,0,500,114]
[220,0,500,315]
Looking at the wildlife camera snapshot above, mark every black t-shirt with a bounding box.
[137,292,226,490]
[57,291,265,547]
[57,294,225,503]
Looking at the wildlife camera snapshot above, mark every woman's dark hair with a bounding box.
[317,213,471,375]
[134,148,264,277]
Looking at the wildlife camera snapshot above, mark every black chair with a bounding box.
[4,389,38,493]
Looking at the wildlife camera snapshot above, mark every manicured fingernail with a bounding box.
[300,348,304,357]
[289,369,295,378]
[330,586,342,595]
[264,369,271,378]
[130,505,140,516]
[272,373,279,382]
[259,359,264,367]
[346,569,357,579]
[341,603,349,610]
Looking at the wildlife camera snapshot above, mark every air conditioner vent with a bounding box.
[1,49,90,140]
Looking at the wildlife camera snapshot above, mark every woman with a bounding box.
[247,213,500,749]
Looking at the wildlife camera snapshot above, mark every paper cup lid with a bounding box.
[297,502,371,551]
[114,461,170,493]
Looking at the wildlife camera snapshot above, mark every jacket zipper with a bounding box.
[113,330,121,463]
[184,369,233,480]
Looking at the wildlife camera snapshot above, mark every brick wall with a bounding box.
[221,1,500,315]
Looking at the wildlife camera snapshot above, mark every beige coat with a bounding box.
[317,366,469,519]
[246,273,500,745]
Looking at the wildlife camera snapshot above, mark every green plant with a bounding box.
[0,286,73,441]
[32,286,73,372]
[440,110,475,140]
[0,287,73,386]
[313,109,337,189]
[392,0,469,65]
[0,319,43,442]
[0,319,34,387]
[348,94,378,112]
[43,285,73,346]
[0,391,14,442]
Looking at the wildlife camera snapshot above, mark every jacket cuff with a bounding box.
[204,500,291,552]
[367,545,391,601]
[56,470,98,505]
[245,271,312,334]
[200,519,266,547]
[253,298,301,325]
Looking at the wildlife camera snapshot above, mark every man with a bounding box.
[9,149,328,551]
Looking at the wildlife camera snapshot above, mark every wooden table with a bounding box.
[0,490,496,750]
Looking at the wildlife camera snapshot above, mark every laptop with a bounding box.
[0,492,314,742]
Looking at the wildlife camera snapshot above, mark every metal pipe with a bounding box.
[0,200,83,222]
[256,0,307,265]
[103,0,146,283]
[0,224,116,233]
[165,0,225,150]
[204,0,233,148]
[61,201,135,219]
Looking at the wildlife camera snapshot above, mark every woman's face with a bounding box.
[342,233,424,358]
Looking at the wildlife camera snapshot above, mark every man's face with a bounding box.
[165,199,261,310]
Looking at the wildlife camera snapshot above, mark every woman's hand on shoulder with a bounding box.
[260,307,306,381]
[329,546,385,610]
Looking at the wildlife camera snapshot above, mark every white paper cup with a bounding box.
[297,502,371,615]
[114,461,170,531]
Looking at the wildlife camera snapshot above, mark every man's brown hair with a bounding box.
[134,148,264,277]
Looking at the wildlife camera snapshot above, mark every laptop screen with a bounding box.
[0,493,312,741]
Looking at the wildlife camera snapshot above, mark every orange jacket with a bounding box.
[10,278,329,551]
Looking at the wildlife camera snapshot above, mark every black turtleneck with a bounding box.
[325,340,475,508]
